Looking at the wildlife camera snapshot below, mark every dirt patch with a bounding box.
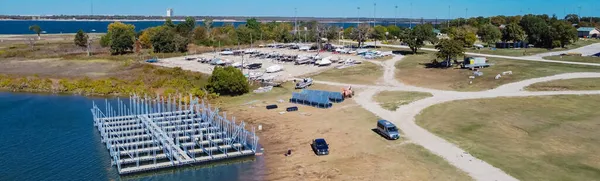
[373,91,433,111]
[216,84,471,181]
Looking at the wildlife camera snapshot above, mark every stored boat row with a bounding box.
[90,95,259,174]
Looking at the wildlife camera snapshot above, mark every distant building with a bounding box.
[166,8,173,17]
[577,27,600,38]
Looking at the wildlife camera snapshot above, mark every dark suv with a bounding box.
[311,138,329,155]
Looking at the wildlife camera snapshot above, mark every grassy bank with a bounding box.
[373,91,433,111]
[416,95,600,181]
[526,78,600,91]
[0,64,215,98]
[395,52,600,91]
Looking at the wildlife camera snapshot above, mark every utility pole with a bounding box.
[357,7,361,26]
[373,3,377,27]
[465,8,468,25]
[410,2,413,29]
[578,6,582,23]
[91,0,94,16]
[295,8,298,42]
[448,5,451,28]
[395,5,398,26]
[374,2,377,49]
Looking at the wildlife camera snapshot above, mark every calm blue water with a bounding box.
[0,92,265,181]
[0,20,411,34]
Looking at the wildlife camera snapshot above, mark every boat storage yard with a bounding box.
[90,95,259,174]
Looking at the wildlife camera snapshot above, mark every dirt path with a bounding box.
[315,54,600,181]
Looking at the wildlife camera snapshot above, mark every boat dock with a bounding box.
[91,95,259,175]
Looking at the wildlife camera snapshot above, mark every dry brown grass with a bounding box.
[395,52,600,91]
[217,84,472,181]
[417,95,600,181]
[312,61,384,85]
[526,78,600,91]
[374,91,433,111]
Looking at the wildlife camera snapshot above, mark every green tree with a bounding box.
[175,17,196,37]
[502,23,525,42]
[401,24,437,53]
[343,27,354,39]
[564,14,580,24]
[193,26,209,45]
[107,22,136,54]
[325,26,340,42]
[29,24,42,39]
[139,27,161,49]
[478,24,502,46]
[246,18,261,33]
[435,39,465,62]
[490,16,507,26]
[235,25,254,44]
[151,26,187,53]
[520,15,549,46]
[386,25,402,39]
[207,66,249,96]
[551,20,578,48]
[99,34,110,47]
[350,24,371,47]
[371,25,388,41]
[164,18,176,28]
[448,26,477,47]
[74,29,89,49]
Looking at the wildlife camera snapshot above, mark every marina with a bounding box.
[91,94,259,175]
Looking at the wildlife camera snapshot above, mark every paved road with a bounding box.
[340,40,600,67]
[316,55,600,181]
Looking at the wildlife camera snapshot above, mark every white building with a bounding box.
[166,8,173,17]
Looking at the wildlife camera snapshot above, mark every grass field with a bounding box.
[470,39,600,57]
[543,55,600,63]
[395,52,600,91]
[416,95,600,181]
[373,91,433,111]
[525,78,600,91]
[313,61,383,85]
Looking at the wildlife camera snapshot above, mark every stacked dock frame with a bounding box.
[90,94,259,174]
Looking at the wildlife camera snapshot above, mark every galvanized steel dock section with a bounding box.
[91,95,259,174]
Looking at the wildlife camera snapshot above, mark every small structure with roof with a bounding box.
[577,27,600,38]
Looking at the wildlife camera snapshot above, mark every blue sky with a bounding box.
[0,0,599,19]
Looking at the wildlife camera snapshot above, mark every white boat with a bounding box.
[299,46,310,51]
[220,51,234,55]
[343,59,356,64]
[266,65,283,73]
[295,56,311,65]
[316,57,332,66]
[231,62,243,68]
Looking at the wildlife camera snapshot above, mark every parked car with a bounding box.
[311,138,329,155]
[376,120,400,140]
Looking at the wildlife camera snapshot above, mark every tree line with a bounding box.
[436,14,586,48]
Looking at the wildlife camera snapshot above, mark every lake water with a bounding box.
[0,20,411,34]
[0,92,265,181]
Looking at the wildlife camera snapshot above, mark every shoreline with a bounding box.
[0,19,245,22]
